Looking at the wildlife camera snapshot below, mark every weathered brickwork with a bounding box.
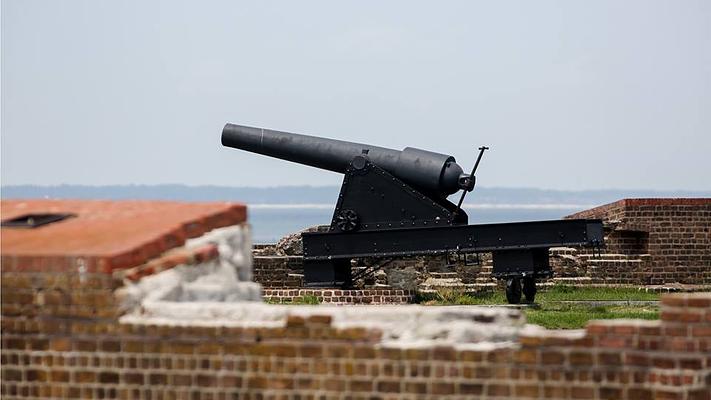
[3,198,710,399]
[2,265,710,399]
[252,255,304,288]
[548,248,657,286]
[568,198,711,285]
[263,288,415,304]
[119,243,220,283]
[1,270,121,321]
[1,200,247,273]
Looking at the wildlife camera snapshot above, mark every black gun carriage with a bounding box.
[221,123,604,303]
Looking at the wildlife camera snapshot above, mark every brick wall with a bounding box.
[2,258,710,399]
[263,288,415,305]
[253,256,303,288]
[1,200,247,274]
[3,198,710,399]
[568,198,711,285]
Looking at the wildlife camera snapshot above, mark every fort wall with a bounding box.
[251,198,711,293]
[2,198,710,399]
[566,198,711,286]
[2,261,710,399]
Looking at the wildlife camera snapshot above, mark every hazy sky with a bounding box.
[2,0,710,190]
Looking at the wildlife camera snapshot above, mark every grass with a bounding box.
[536,285,660,302]
[418,284,661,329]
[525,304,659,329]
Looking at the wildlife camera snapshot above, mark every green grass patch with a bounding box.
[415,289,505,305]
[525,304,659,329]
[418,284,660,329]
[540,284,659,302]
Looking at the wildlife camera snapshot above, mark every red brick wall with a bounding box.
[1,200,247,273]
[2,262,710,399]
[263,288,415,304]
[253,256,304,288]
[568,198,711,285]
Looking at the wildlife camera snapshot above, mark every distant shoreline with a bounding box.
[2,184,709,207]
[247,203,596,210]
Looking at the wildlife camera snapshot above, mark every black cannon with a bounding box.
[222,123,604,303]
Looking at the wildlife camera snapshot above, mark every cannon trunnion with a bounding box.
[222,123,604,304]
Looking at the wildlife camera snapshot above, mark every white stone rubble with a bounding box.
[116,224,260,313]
[121,302,525,348]
[118,223,527,349]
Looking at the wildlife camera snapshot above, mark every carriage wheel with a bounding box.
[505,278,522,304]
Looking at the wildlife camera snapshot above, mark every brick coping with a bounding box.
[0,199,246,273]
[567,197,711,219]
[117,243,220,282]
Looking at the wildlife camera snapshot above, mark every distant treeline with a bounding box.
[3,184,710,206]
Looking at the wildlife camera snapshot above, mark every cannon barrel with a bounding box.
[221,123,467,195]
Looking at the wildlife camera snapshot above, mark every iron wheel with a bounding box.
[505,277,522,304]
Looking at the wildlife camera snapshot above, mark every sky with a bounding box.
[2,0,710,191]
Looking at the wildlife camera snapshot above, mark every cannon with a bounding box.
[222,123,604,303]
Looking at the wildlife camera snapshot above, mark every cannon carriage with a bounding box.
[221,123,604,303]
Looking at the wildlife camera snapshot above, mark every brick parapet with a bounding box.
[117,243,220,282]
[1,200,247,274]
[1,270,122,321]
[253,255,304,287]
[566,198,711,286]
[567,198,711,219]
[2,259,710,399]
[2,198,710,398]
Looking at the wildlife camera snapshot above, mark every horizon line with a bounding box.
[2,183,710,194]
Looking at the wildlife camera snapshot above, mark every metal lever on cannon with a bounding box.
[453,146,489,217]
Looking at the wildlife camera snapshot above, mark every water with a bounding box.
[248,204,591,243]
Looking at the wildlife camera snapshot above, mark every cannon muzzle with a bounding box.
[222,123,469,196]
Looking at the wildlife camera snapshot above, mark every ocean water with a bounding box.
[248,204,591,243]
